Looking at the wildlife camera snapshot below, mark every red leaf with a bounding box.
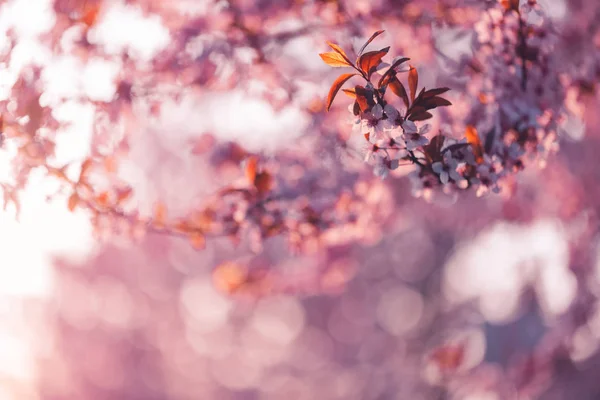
[388,57,411,71]
[408,111,433,121]
[422,96,452,110]
[389,77,410,108]
[358,30,385,56]
[465,125,484,164]
[326,41,353,65]
[358,47,390,77]
[353,101,360,116]
[423,87,451,98]
[319,52,352,68]
[378,73,394,88]
[423,134,446,162]
[354,85,375,112]
[341,88,356,98]
[408,66,418,103]
[412,87,426,106]
[326,73,358,111]
[378,57,410,88]
[408,106,426,115]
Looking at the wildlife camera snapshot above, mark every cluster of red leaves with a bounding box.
[320,30,451,121]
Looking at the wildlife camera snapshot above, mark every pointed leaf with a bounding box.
[423,134,445,162]
[319,52,352,68]
[423,96,452,110]
[358,30,385,56]
[408,111,433,121]
[326,73,358,111]
[407,106,426,117]
[389,57,411,71]
[341,88,356,98]
[354,85,375,112]
[432,96,452,107]
[465,125,484,164]
[326,41,353,65]
[413,87,426,107]
[378,57,410,88]
[378,71,396,88]
[358,47,390,77]
[408,66,418,103]
[423,87,451,98]
[389,77,410,108]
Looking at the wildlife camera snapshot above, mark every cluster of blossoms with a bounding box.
[322,0,566,201]
[462,0,565,191]
[67,138,394,258]
[0,0,578,257]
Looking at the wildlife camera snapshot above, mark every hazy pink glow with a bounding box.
[0,0,597,398]
[0,0,174,390]
[444,220,576,323]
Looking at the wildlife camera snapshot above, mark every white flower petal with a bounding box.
[384,104,399,120]
[372,104,383,119]
[449,169,462,181]
[402,120,417,134]
[476,164,490,175]
[440,171,449,185]
[419,124,431,135]
[406,141,419,151]
[447,158,458,169]
[395,149,408,159]
[374,164,389,179]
